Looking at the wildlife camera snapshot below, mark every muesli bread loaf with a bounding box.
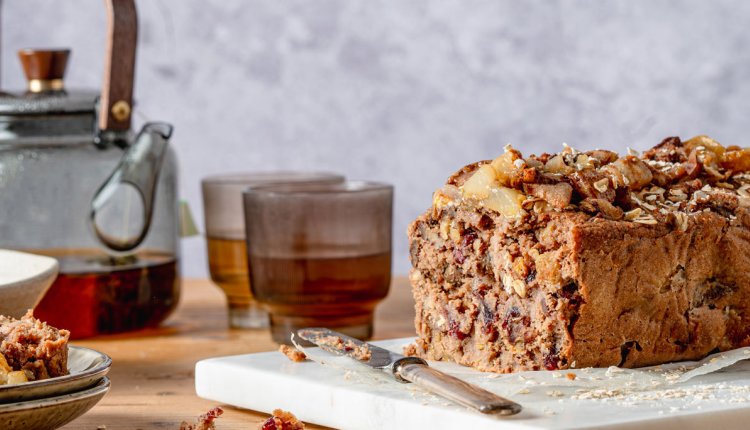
[407,136,750,372]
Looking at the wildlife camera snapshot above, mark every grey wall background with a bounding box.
[4,0,750,278]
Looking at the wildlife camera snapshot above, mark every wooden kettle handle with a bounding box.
[99,0,137,132]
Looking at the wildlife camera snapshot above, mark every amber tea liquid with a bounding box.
[206,237,268,328]
[31,249,179,339]
[249,251,391,343]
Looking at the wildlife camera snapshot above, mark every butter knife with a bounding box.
[296,328,522,415]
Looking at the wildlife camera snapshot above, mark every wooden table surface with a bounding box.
[62,277,415,429]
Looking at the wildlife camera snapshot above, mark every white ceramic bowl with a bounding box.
[0,250,58,318]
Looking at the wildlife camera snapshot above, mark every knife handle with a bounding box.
[395,360,522,415]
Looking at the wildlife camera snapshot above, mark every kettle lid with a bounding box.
[0,49,97,115]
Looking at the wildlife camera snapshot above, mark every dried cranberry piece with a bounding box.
[453,248,465,264]
[483,326,499,342]
[260,418,278,430]
[473,284,490,297]
[448,321,468,340]
[544,346,560,370]
[461,230,478,248]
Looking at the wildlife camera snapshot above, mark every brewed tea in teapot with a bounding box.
[0,0,180,338]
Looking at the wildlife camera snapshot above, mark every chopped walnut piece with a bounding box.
[579,198,623,220]
[523,183,573,209]
[602,156,653,190]
[279,345,307,363]
[643,136,687,163]
[585,149,618,165]
[569,170,616,201]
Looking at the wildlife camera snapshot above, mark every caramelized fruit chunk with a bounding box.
[722,148,750,172]
[483,185,525,218]
[684,135,725,158]
[462,164,497,199]
[491,147,522,186]
[544,154,574,175]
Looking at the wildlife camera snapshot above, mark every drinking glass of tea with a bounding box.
[201,172,344,329]
[243,181,393,344]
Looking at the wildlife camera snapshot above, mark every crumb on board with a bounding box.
[566,373,577,380]
[317,335,372,361]
[279,345,307,362]
[403,343,418,357]
[179,407,223,430]
[259,409,305,430]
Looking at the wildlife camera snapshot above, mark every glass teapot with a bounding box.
[0,0,179,338]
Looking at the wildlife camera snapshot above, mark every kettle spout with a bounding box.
[90,122,173,252]
[143,122,173,140]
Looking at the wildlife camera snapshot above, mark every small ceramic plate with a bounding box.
[0,249,59,318]
[0,377,110,430]
[0,346,111,404]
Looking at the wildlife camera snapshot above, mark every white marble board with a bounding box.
[195,338,750,429]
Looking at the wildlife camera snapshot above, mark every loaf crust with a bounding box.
[407,137,750,372]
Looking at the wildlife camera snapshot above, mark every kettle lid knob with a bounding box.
[17,49,70,93]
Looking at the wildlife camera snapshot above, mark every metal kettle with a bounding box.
[0,0,180,338]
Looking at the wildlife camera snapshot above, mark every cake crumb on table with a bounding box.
[179,407,223,430]
[259,409,305,430]
[566,373,577,380]
[279,345,307,362]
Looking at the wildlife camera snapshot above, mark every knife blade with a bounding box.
[296,328,522,415]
